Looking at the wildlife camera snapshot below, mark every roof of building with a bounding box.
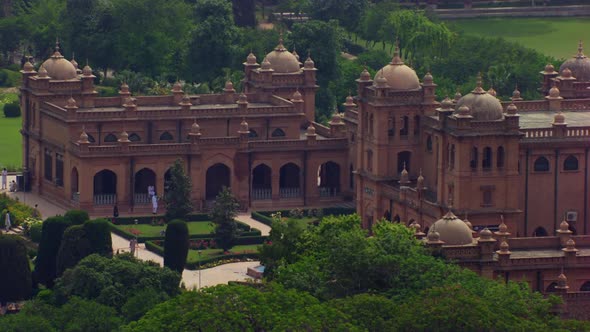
[429,211,474,245]
[264,37,301,73]
[455,74,504,121]
[519,111,590,129]
[374,45,420,90]
[41,42,77,80]
[560,41,590,81]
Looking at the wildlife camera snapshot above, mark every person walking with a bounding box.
[130,238,137,256]
[152,194,158,214]
[113,204,119,224]
[1,168,7,190]
[4,212,10,232]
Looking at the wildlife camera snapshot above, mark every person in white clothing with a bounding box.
[1,168,7,190]
[152,194,158,214]
[5,212,10,232]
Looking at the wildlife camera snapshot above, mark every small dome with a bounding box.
[38,65,49,78]
[70,56,79,70]
[559,219,570,232]
[224,80,235,92]
[512,86,522,100]
[553,112,565,125]
[23,61,34,72]
[455,74,504,121]
[41,46,77,80]
[499,221,508,233]
[345,94,355,106]
[559,41,590,81]
[506,103,518,115]
[431,211,473,245]
[260,57,272,71]
[246,51,257,65]
[306,123,316,136]
[66,96,77,109]
[240,118,249,132]
[374,71,388,88]
[487,87,497,97]
[562,67,573,78]
[292,89,303,102]
[265,37,301,73]
[374,45,420,90]
[237,93,248,104]
[304,55,315,69]
[78,129,89,144]
[566,238,576,250]
[557,273,568,289]
[499,240,510,253]
[82,64,92,76]
[181,94,192,105]
[423,72,434,84]
[399,164,410,185]
[441,97,454,110]
[119,82,130,94]
[427,229,440,242]
[479,228,493,240]
[292,47,299,61]
[417,169,424,189]
[464,218,473,231]
[172,81,183,92]
[455,105,471,118]
[118,131,130,143]
[454,90,462,102]
[191,120,201,134]
[359,67,371,81]
[549,84,561,98]
[544,63,555,73]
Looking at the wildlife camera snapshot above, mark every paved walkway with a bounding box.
[236,212,271,236]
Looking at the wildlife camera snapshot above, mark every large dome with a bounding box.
[41,48,77,80]
[429,211,473,245]
[560,41,590,81]
[455,76,504,121]
[374,47,420,90]
[264,38,301,73]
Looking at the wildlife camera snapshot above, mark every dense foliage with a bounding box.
[163,219,189,273]
[33,216,70,287]
[63,209,89,225]
[163,159,193,221]
[210,186,240,251]
[0,235,31,303]
[55,224,89,276]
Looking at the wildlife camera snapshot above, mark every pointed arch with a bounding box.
[532,227,548,237]
[534,156,550,172]
[280,162,301,198]
[206,163,231,200]
[252,164,272,200]
[497,146,505,168]
[104,133,117,143]
[128,133,141,142]
[271,128,285,137]
[580,281,590,291]
[93,169,117,205]
[564,155,578,171]
[318,161,340,197]
[159,131,174,141]
[134,168,156,204]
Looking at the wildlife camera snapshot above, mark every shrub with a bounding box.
[289,208,304,219]
[164,219,189,273]
[3,102,20,117]
[64,210,89,225]
[29,222,43,243]
[34,216,70,287]
[0,235,32,302]
[1,202,36,227]
[56,225,91,276]
[83,219,113,258]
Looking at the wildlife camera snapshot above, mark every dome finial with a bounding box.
[577,40,585,58]
[472,72,485,94]
[391,38,403,65]
[275,31,286,52]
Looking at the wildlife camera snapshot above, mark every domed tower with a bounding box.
[350,40,438,227]
[433,73,521,233]
[544,41,590,99]
[243,35,317,123]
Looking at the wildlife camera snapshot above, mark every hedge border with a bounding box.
[113,213,211,225]
[251,207,356,225]
[111,221,262,243]
[145,240,261,270]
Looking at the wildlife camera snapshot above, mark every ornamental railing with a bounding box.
[94,194,117,206]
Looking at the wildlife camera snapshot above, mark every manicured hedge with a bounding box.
[251,212,273,226]
[233,236,267,245]
[164,220,189,273]
[252,208,356,226]
[185,252,260,270]
[113,213,210,225]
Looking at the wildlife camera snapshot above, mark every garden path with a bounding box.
[236,212,271,236]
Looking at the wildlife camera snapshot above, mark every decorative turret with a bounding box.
[506,103,518,116]
[557,218,573,246]
[65,96,78,114]
[180,94,192,111]
[416,169,425,190]
[224,80,236,94]
[487,86,497,97]
[81,61,95,93]
[119,82,131,105]
[329,112,345,137]
[495,216,511,240]
[237,93,248,112]
[38,65,49,79]
[512,85,523,101]
[291,89,304,113]
[22,60,35,73]
[123,96,137,112]
[172,81,183,103]
[118,130,131,144]
[478,227,496,261]
[70,53,80,74]
[553,112,566,126]
[399,163,410,186]
[555,272,569,292]
[188,119,201,143]
[78,127,90,145]
[306,123,317,144]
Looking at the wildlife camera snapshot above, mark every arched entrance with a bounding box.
[280,163,301,198]
[134,168,156,204]
[397,151,411,174]
[252,164,272,200]
[164,168,172,193]
[318,161,340,197]
[71,167,79,202]
[532,227,548,237]
[206,163,230,200]
[93,169,117,205]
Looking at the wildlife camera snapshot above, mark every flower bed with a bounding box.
[251,207,356,226]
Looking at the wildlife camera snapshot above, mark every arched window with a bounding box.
[129,133,141,142]
[470,147,478,169]
[497,146,505,168]
[104,133,117,143]
[413,115,420,136]
[580,281,590,291]
[159,131,173,141]
[398,151,411,174]
[271,128,285,137]
[426,135,432,152]
[400,116,409,136]
[482,147,492,170]
[532,227,548,237]
[367,150,373,171]
[546,282,558,293]
[450,144,456,170]
[249,129,258,138]
[388,114,395,137]
[534,156,550,172]
[564,155,578,171]
[87,134,95,143]
[369,114,374,136]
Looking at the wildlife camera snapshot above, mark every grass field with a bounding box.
[0,92,21,170]
[446,17,590,59]
[120,221,215,237]
[187,244,260,263]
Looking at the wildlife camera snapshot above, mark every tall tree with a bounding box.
[231,0,255,27]
[163,159,193,221]
[0,235,32,304]
[305,0,368,33]
[210,186,239,251]
[163,219,189,273]
[34,216,70,288]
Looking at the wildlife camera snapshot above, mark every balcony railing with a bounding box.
[252,188,272,200]
[72,192,80,202]
[279,187,301,198]
[134,193,151,204]
[319,187,339,198]
[94,194,117,205]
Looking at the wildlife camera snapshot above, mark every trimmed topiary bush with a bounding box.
[34,216,70,288]
[83,218,113,258]
[64,209,90,225]
[56,225,91,276]
[0,235,32,303]
[163,219,189,273]
[3,102,20,117]
[29,222,43,243]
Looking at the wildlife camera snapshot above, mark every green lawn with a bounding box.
[0,92,21,170]
[446,17,590,59]
[120,221,215,237]
[187,244,260,263]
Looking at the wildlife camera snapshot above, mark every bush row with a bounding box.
[109,222,261,243]
[113,213,211,225]
[251,207,356,225]
[144,241,260,270]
